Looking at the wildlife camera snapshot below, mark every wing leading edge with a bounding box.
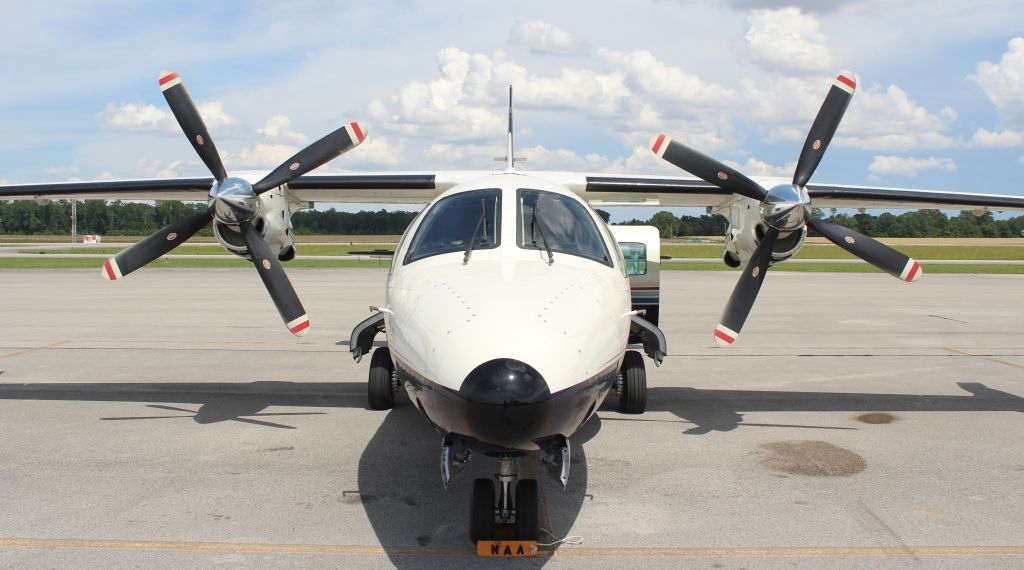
[570,174,1024,212]
[2,172,1022,212]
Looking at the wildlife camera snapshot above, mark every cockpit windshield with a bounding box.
[517,189,612,266]
[404,189,500,264]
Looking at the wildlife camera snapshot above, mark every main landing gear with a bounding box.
[470,456,540,543]
[617,349,647,414]
[367,347,397,410]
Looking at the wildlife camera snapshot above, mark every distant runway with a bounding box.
[1,268,1022,569]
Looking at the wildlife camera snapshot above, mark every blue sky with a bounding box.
[2,0,1023,221]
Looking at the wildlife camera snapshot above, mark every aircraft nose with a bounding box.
[459,359,550,405]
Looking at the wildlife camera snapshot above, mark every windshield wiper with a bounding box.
[463,198,489,265]
[531,201,554,265]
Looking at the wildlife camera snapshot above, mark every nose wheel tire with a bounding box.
[618,350,647,414]
[470,478,496,542]
[515,479,539,541]
[367,347,396,410]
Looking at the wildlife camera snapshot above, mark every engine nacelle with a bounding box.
[721,196,806,267]
[213,188,298,261]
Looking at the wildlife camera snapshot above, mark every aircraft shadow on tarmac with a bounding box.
[0,380,1021,563]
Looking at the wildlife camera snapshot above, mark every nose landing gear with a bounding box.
[469,455,540,544]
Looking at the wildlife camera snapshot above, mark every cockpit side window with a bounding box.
[516,189,612,267]
[404,189,501,265]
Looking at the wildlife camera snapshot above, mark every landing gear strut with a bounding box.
[469,455,540,543]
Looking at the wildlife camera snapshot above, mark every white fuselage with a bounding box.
[381,173,632,451]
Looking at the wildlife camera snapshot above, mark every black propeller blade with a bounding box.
[102,69,366,336]
[240,221,310,336]
[714,227,778,347]
[652,134,767,201]
[653,72,923,347]
[793,73,856,188]
[252,122,366,194]
[808,218,922,282]
[102,212,211,280]
[159,70,228,181]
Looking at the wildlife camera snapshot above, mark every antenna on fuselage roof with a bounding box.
[496,85,525,171]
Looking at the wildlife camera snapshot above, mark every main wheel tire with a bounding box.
[470,478,496,543]
[367,347,396,410]
[515,479,539,541]
[619,350,647,414]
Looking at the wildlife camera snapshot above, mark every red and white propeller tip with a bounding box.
[345,122,367,144]
[833,72,857,95]
[101,258,123,281]
[900,259,923,282]
[158,70,182,91]
[651,134,670,158]
[287,314,311,337]
[713,324,738,347]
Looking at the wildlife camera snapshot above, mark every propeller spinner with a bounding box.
[102,70,367,336]
[654,72,922,347]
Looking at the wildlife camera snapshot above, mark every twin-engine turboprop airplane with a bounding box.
[3,70,1024,544]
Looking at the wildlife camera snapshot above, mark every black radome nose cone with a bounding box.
[460,359,550,405]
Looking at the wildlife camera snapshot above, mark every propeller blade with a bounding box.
[793,73,857,188]
[101,212,210,280]
[239,221,310,336]
[808,218,922,282]
[252,122,366,194]
[714,227,778,347]
[159,70,228,181]
[652,134,767,201]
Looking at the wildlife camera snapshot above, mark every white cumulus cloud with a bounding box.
[723,158,796,177]
[258,115,308,145]
[135,158,188,178]
[346,136,404,166]
[100,101,235,134]
[508,21,585,55]
[969,127,1024,148]
[972,37,1024,128]
[740,8,837,74]
[837,84,956,151]
[868,155,957,177]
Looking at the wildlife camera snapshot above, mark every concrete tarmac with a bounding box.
[0,268,1022,569]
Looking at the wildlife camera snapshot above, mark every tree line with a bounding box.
[617,208,1024,239]
[1,199,1023,238]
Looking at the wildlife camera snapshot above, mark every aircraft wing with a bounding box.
[558,173,1024,212]
[3,171,1024,212]
[0,178,215,201]
[0,171,491,205]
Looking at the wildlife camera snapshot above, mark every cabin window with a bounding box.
[404,189,501,264]
[619,242,647,276]
[516,189,612,267]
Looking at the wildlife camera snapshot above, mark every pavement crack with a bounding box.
[929,314,969,324]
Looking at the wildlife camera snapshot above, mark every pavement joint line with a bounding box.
[1,538,1023,558]
[943,347,1024,370]
[0,340,71,360]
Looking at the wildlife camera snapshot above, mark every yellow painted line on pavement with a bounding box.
[1,538,1023,558]
[944,347,1024,369]
[0,340,71,360]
